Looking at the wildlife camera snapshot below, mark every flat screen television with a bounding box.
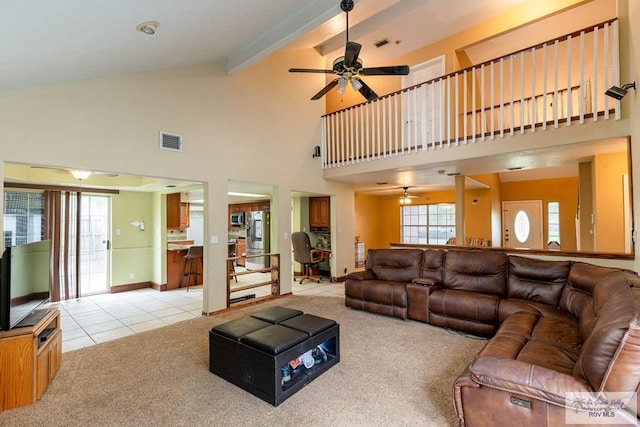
[0,240,51,331]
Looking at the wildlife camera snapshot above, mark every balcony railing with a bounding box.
[321,20,620,169]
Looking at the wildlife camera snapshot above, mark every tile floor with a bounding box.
[52,278,344,353]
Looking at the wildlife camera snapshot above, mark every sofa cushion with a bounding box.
[507,256,571,307]
[366,248,424,282]
[345,279,407,308]
[573,284,640,393]
[559,262,618,319]
[479,312,579,375]
[430,289,500,324]
[498,298,568,323]
[443,250,507,296]
[577,269,640,342]
[419,249,445,283]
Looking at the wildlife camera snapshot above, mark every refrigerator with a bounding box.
[245,211,270,270]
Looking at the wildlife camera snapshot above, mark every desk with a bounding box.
[310,249,331,277]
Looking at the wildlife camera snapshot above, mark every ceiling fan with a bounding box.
[289,0,410,102]
[388,187,429,204]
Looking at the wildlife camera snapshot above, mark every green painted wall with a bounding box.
[110,191,155,287]
[10,240,50,298]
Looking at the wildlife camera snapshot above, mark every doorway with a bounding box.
[402,55,445,147]
[502,200,543,249]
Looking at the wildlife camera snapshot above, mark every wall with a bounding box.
[110,191,155,288]
[594,151,630,252]
[324,0,595,114]
[354,193,384,250]
[500,177,579,251]
[0,48,356,313]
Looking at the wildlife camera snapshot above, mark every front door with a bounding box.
[502,200,543,249]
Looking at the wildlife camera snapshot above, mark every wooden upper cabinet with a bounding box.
[180,202,190,228]
[309,196,330,230]
[167,193,190,229]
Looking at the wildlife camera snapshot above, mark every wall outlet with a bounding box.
[129,273,135,279]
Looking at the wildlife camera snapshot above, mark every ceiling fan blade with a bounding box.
[355,78,378,102]
[360,65,410,76]
[343,41,362,69]
[311,78,340,100]
[289,68,335,74]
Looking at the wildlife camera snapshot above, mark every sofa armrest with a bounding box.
[345,270,377,281]
[468,355,592,407]
[407,280,440,323]
[412,277,441,287]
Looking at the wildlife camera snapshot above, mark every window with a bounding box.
[547,201,560,244]
[3,190,45,248]
[401,203,455,244]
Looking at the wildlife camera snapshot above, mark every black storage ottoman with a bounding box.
[209,306,340,406]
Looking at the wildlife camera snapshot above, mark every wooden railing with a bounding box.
[321,20,619,168]
[226,253,280,307]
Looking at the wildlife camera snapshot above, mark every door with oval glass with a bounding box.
[502,201,543,249]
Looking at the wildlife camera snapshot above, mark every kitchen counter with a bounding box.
[168,243,193,251]
[166,242,202,290]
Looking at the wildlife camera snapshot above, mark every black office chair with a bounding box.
[291,231,325,284]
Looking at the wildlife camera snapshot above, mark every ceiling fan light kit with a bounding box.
[393,186,429,204]
[289,0,410,102]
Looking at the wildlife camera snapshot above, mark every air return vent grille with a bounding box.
[159,132,182,152]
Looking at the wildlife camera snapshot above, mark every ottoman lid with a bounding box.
[280,314,336,337]
[251,306,303,324]
[241,324,308,355]
[211,316,272,341]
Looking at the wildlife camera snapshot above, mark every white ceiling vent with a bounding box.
[159,131,182,152]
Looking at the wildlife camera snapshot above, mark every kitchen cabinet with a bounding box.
[167,193,190,229]
[310,196,330,231]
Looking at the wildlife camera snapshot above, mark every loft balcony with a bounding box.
[320,20,622,171]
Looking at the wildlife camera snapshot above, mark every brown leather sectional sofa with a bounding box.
[345,248,640,426]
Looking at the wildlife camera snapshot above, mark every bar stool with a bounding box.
[180,245,203,291]
[228,243,238,283]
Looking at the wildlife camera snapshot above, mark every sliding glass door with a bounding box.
[61,193,110,296]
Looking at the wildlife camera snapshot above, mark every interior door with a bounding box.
[402,56,445,147]
[502,201,543,249]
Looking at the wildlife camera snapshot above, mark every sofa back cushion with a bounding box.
[366,249,424,282]
[507,256,571,307]
[420,249,445,283]
[443,250,507,296]
[559,263,617,319]
[573,282,640,394]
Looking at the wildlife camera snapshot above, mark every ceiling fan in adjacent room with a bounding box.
[289,0,410,102]
[387,187,429,205]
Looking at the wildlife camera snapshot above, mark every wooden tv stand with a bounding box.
[0,307,62,411]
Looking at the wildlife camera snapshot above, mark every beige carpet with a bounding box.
[0,295,486,426]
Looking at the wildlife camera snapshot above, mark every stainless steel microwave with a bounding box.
[230,212,245,226]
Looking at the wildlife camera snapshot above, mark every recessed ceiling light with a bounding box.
[136,21,159,35]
